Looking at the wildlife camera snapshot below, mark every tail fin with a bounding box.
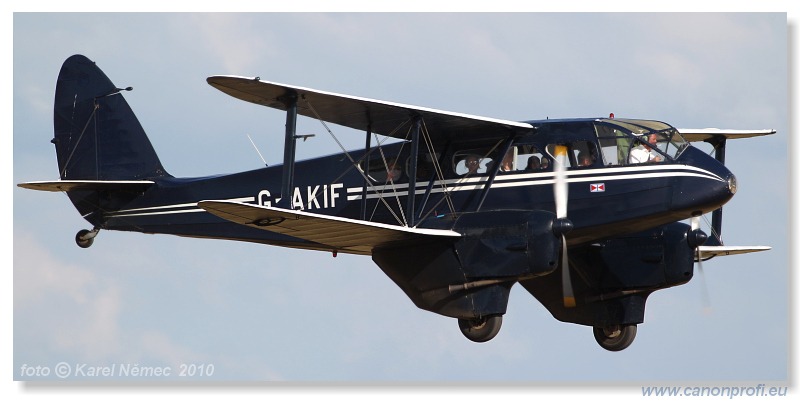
[53,54,170,180]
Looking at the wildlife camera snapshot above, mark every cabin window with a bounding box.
[595,126,631,166]
[406,152,441,181]
[545,141,598,169]
[362,157,404,183]
[654,129,687,159]
[514,144,549,171]
[453,150,493,176]
[595,120,687,164]
[497,147,518,172]
[628,130,685,163]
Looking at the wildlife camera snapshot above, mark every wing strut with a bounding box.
[678,128,778,245]
[360,126,372,220]
[477,135,515,211]
[708,137,726,246]
[691,134,728,247]
[407,116,421,227]
[280,90,298,208]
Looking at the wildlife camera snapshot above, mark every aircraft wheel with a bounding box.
[458,315,502,343]
[75,229,95,249]
[593,324,637,351]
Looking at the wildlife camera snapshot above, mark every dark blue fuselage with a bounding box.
[101,128,734,253]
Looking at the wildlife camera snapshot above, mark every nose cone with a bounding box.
[672,147,735,215]
[727,174,737,195]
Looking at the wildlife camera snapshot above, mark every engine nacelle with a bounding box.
[372,210,561,319]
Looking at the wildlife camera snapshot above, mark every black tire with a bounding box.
[593,324,637,351]
[458,315,502,343]
[75,229,94,248]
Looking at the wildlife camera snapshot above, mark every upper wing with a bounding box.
[198,200,462,255]
[206,76,532,142]
[696,245,772,261]
[18,180,155,192]
[678,128,776,143]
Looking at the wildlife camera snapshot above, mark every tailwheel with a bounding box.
[593,324,637,351]
[458,315,502,343]
[75,228,99,249]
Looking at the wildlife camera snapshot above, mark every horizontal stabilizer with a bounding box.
[696,245,771,261]
[18,180,155,192]
[678,128,776,143]
[198,200,462,255]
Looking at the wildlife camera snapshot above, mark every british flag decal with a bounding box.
[590,183,605,192]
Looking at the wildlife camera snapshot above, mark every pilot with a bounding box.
[525,155,541,171]
[629,134,662,164]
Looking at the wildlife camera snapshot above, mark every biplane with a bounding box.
[19,55,773,351]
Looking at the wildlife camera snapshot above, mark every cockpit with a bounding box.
[594,118,688,166]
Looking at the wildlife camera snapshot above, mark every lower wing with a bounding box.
[198,200,461,255]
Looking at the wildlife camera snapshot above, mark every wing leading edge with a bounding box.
[206,76,533,142]
[198,200,462,255]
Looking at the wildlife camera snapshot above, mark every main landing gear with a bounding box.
[457,316,638,350]
[458,315,503,343]
[593,324,637,351]
[75,228,100,248]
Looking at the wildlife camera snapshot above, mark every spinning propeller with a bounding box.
[689,216,711,312]
[552,145,575,308]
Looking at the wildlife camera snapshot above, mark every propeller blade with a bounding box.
[551,145,575,308]
[695,246,712,314]
[553,145,568,219]
[561,234,576,308]
[691,215,712,313]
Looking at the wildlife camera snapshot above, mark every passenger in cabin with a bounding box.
[525,155,541,172]
[629,133,662,164]
[540,157,550,170]
[387,162,402,182]
[577,151,594,167]
[499,151,514,172]
[465,155,480,175]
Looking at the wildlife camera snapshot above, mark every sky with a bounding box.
[6,6,796,401]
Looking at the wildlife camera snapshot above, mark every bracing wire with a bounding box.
[305,97,411,226]
[61,102,100,178]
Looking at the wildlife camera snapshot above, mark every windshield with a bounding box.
[595,119,688,164]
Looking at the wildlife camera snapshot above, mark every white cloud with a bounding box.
[14,233,123,361]
[178,14,277,74]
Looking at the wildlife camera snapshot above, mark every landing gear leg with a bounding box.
[458,315,502,343]
[75,227,100,248]
[593,324,637,351]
